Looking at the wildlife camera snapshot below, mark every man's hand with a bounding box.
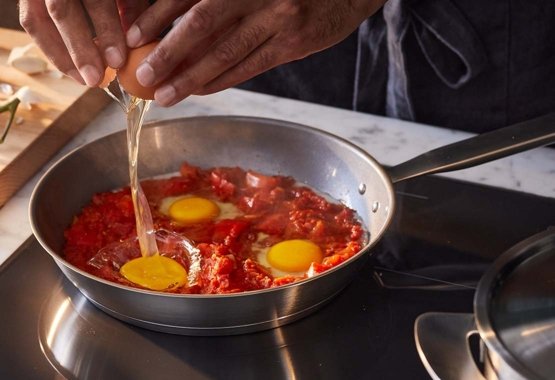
[19,0,149,86]
[128,0,386,106]
[19,0,385,106]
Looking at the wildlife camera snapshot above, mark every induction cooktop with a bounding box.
[1,175,554,380]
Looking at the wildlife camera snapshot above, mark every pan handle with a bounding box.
[387,113,555,184]
[414,312,487,380]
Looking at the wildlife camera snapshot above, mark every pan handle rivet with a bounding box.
[372,201,379,213]
[358,183,366,194]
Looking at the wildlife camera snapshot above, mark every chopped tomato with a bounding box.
[245,171,280,189]
[210,172,236,200]
[64,163,367,294]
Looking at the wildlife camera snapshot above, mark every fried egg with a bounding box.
[159,195,243,224]
[254,234,323,277]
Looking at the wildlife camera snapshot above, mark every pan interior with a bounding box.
[30,116,394,268]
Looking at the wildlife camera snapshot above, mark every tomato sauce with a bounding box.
[64,163,367,294]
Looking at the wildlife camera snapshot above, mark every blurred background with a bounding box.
[2,0,21,30]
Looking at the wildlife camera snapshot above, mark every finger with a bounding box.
[83,0,126,68]
[45,0,104,86]
[153,19,273,106]
[19,0,85,84]
[126,0,198,48]
[196,39,284,96]
[117,0,150,32]
[136,0,256,88]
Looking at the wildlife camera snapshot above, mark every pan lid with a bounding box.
[475,228,555,380]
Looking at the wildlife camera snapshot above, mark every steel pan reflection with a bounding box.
[37,276,390,380]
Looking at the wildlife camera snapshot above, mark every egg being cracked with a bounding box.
[117,41,159,100]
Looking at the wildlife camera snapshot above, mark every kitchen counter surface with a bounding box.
[1,88,554,266]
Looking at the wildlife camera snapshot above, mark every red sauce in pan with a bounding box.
[63,163,367,294]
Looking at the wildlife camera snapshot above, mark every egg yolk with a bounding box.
[168,197,220,224]
[120,255,187,291]
[267,240,323,273]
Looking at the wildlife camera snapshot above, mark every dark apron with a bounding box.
[240,0,555,133]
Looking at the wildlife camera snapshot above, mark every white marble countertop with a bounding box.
[1,88,554,266]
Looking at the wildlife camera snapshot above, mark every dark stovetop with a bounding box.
[1,175,554,380]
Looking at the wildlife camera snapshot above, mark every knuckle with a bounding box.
[20,5,52,35]
[213,41,239,65]
[45,0,70,21]
[275,0,302,18]
[19,11,36,33]
[213,24,267,66]
[241,49,275,76]
[150,44,172,68]
[185,5,213,34]
[239,24,266,51]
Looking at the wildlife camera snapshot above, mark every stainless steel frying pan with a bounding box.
[29,114,555,335]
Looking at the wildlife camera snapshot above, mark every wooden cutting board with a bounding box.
[0,28,111,207]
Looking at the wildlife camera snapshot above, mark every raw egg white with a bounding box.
[159,195,243,224]
[253,234,324,277]
[117,41,159,100]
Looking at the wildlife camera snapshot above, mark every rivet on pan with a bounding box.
[358,183,366,194]
[371,201,379,213]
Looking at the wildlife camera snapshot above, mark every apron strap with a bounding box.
[409,0,488,89]
[356,0,489,119]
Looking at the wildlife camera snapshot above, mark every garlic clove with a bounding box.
[0,86,44,110]
[7,43,48,75]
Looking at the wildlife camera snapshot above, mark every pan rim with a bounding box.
[29,115,396,299]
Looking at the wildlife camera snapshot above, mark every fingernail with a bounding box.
[126,25,141,47]
[155,85,176,106]
[136,62,155,87]
[80,65,101,87]
[67,69,85,85]
[105,46,124,68]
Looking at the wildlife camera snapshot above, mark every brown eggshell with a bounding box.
[99,66,117,88]
[117,41,159,100]
[92,38,117,88]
